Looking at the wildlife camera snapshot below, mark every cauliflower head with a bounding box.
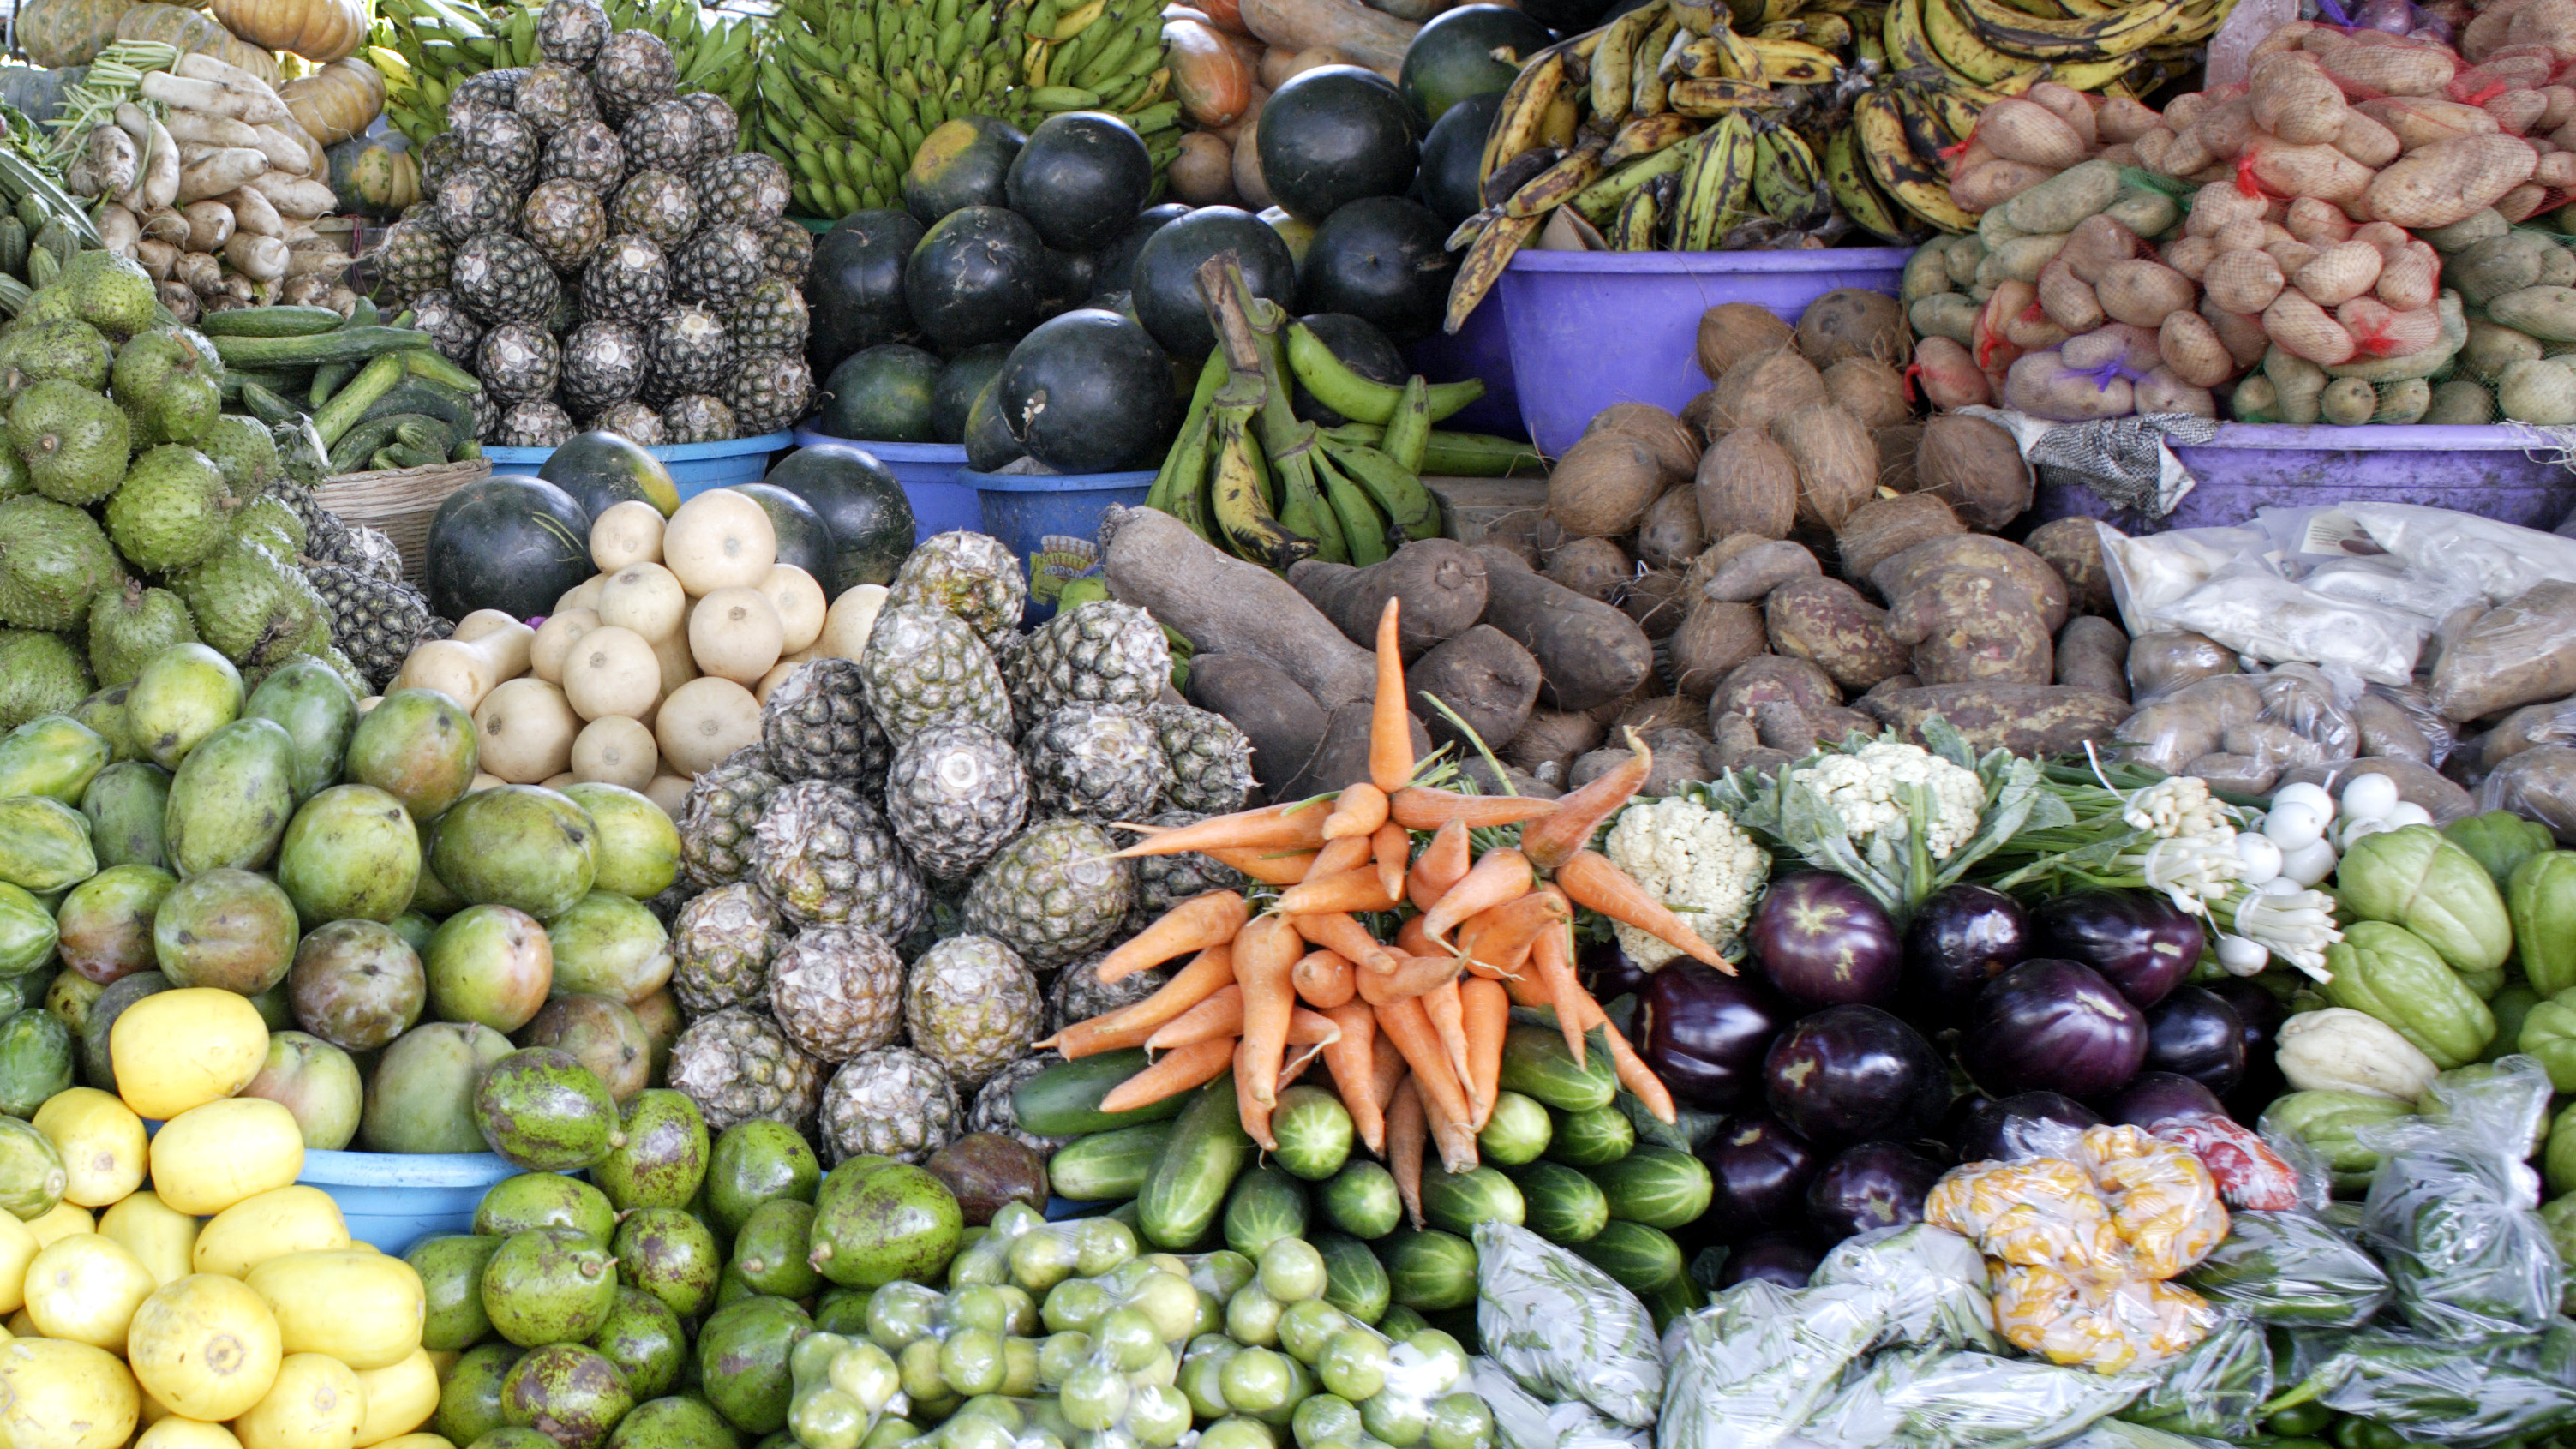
[1790,741,1986,861]
[1602,796,1770,969]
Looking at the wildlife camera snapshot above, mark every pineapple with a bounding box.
[884,722,1027,881]
[304,562,433,691]
[858,603,1016,749]
[961,818,1135,971]
[903,934,1042,1091]
[749,780,927,937]
[519,178,608,272]
[558,320,649,415]
[888,531,1028,650]
[620,98,704,176]
[760,657,889,783]
[1005,600,1171,722]
[536,0,611,66]
[541,120,626,191]
[662,394,735,442]
[818,1048,959,1165]
[368,219,452,302]
[722,351,811,436]
[613,171,701,250]
[445,69,527,132]
[429,165,513,246]
[762,219,814,284]
[451,233,560,325]
[1126,812,1248,925]
[457,107,540,191]
[592,30,680,124]
[579,234,671,326]
[1020,704,1170,823]
[591,400,664,445]
[767,925,904,1063]
[644,305,732,405]
[513,62,596,133]
[700,153,793,228]
[669,881,786,1016]
[668,1006,823,1134]
[494,399,575,446]
[476,321,560,401]
[1051,950,1169,1027]
[674,221,770,310]
[417,130,464,191]
[685,93,740,163]
[679,745,781,888]
[407,290,481,364]
[726,278,807,356]
[1154,705,1257,814]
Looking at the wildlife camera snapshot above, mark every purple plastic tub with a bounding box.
[1405,296,1524,441]
[2032,422,2576,532]
[1494,247,1914,456]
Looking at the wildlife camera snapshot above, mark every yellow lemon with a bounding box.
[349,1348,437,1446]
[137,1420,248,1449]
[150,1099,304,1215]
[232,1352,366,1449]
[244,1250,424,1371]
[126,1273,282,1422]
[21,1232,156,1351]
[195,1188,349,1279]
[29,1087,147,1208]
[0,1336,140,1449]
[111,988,268,1120]
[101,1190,201,1288]
[0,1212,37,1315]
[23,1199,93,1247]
[365,1438,454,1449]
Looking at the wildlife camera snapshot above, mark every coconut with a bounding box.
[2024,516,2114,615]
[1709,344,1828,434]
[1544,535,1632,602]
[1669,599,1768,698]
[1698,302,1797,381]
[1836,494,1965,584]
[1873,422,1924,494]
[1680,389,1721,437]
[1694,428,1798,541]
[1821,357,1912,429]
[1582,403,1698,480]
[1795,288,1912,367]
[1770,403,1878,531]
[1635,487,1704,572]
[1914,413,2034,530]
[1620,567,1687,640]
[1547,433,1664,538]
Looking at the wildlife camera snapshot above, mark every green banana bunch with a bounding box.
[374,0,761,149]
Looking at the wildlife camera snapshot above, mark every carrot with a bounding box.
[1372,822,1409,902]
[1454,889,1567,979]
[1321,1001,1382,1152]
[1278,1009,1341,1093]
[1555,849,1728,970]
[1324,781,1389,840]
[1144,984,1244,1050]
[1394,913,1435,958]
[1043,943,1235,1057]
[1207,847,1321,885]
[1370,598,1413,793]
[1387,787,1558,833]
[1423,975,1474,1114]
[1276,1048,1318,1094]
[1273,867,1402,916]
[1419,847,1534,948]
[1387,1075,1426,1229]
[1095,890,1250,983]
[1406,819,1471,911]
[1112,800,1331,858]
[1292,949,1356,1009]
[1305,833,1374,882]
[1519,729,1650,872]
[1375,994,1476,1136]
[1098,1036,1236,1113]
[1502,968,1552,1011]
[1567,985,1676,1125]
[1291,912,1401,974]
[1414,1060,1481,1174]
[1355,952,1465,1006]
[1369,1021,1410,1113]
[1236,912,1303,1109]
[1459,977,1509,1130]
[1531,911,1588,1064]
[1234,1039,1274,1150]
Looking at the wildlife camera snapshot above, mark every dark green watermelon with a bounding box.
[425,475,593,621]
[1417,92,1501,227]
[817,344,943,443]
[1295,196,1455,344]
[809,209,926,377]
[1006,112,1154,254]
[538,431,680,521]
[964,376,1023,473]
[1132,206,1297,361]
[1256,67,1422,223]
[903,116,1027,225]
[1038,248,1098,323]
[1092,203,1188,300]
[1399,6,1553,124]
[932,344,1014,445]
[761,446,916,588]
[997,308,1177,474]
[904,205,1047,350]
[729,482,840,595]
[1291,313,1406,427]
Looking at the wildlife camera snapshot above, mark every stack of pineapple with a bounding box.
[366,0,815,449]
[656,531,1260,1166]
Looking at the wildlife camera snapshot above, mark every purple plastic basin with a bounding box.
[1494,247,1914,456]
[2032,422,2576,532]
[1406,295,1523,441]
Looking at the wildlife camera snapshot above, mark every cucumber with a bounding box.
[1476,1091,1551,1166]
[1587,1147,1712,1230]
[236,381,303,427]
[1317,1161,1402,1240]
[199,305,348,338]
[1497,1024,1616,1112]
[348,296,380,327]
[1045,1121,1177,1202]
[1271,1084,1353,1181]
[1417,1165,1524,1238]
[1136,1075,1253,1249]
[1638,1271,1705,1331]
[1013,1051,1195,1137]
[210,326,433,372]
[1314,1230,1389,1325]
[310,360,356,407]
[1510,1161,1609,1243]
[1543,1105,1634,1167]
[1222,1165,1310,1257]
[332,412,440,474]
[312,351,407,445]
[1377,1229,1477,1312]
[1570,1219,1683,1293]
[370,378,478,435]
[401,347,485,395]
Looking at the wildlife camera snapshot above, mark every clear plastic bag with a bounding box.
[1809,1224,2000,1353]
[2364,681,2455,769]
[2357,1055,2566,1339]
[2477,698,2576,775]
[2178,1209,2391,1328]
[2429,583,2576,723]
[2097,524,2270,641]
[2150,555,2429,686]
[2475,745,2576,845]
[2112,1310,2272,1440]
[1799,1345,2148,1449]
[1472,1221,1662,1428]
[1469,1356,1558,1449]
[2270,1326,2576,1449]
[2125,631,2241,705]
[2340,503,2576,608]
[1656,1280,1889,1449]
[2257,664,2363,765]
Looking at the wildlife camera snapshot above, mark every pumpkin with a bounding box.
[282,57,386,145]
[18,0,136,69]
[210,0,368,61]
[113,3,227,51]
[209,32,285,88]
[325,135,419,218]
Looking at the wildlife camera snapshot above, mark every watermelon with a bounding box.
[1132,206,1297,361]
[1038,248,1098,324]
[538,430,680,519]
[931,344,1013,446]
[1093,202,1188,300]
[996,308,1177,473]
[808,209,926,377]
[1222,1165,1311,1257]
[904,205,1047,350]
[1399,6,1553,124]
[1006,111,1154,254]
[424,475,593,622]
[1417,92,1501,227]
[730,482,841,596]
[964,376,1023,474]
[1296,195,1455,344]
[1569,1219,1684,1292]
[815,344,942,443]
[1512,1161,1610,1243]
[759,446,916,588]
[902,115,1027,225]
[1256,66,1423,223]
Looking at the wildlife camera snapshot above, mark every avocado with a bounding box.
[476,1171,619,1240]
[594,1088,711,1212]
[590,1287,691,1402]
[472,1046,624,1171]
[500,1341,636,1447]
[704,1119,821,1236]
[614,1205,723,1321]
[728,1198,820,1299]
[408,1233,504,1351]
[808,1159,963,1290]
[482,1226,620,1347]
[694,1296,812,1434]
[433,1341,526,1446]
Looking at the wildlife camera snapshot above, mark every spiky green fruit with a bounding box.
[9,379,129,506]
[107,446,231,573]
[0,495,117,630]
[86,580,201,688]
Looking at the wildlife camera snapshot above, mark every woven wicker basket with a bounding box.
[315,459,490,584]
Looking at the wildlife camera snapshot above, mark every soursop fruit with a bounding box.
[0,495,118,631]
[87,580,199,688]
[0,627,89,728]
[105,446,230,573]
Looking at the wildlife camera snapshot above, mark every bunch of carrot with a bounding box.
[1038,600,1730,1228]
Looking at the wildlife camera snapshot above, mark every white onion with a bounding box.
[2272,781,2337,822]
[2264,801,2327,850]
[2216,934,2270,976]
[2259,876,2307,897]
[2234,832,2285,885]
[2340,773,2402,822]
[2338,814,2395,851]
[2384,801,2434,829]
[2283,837,2339,886]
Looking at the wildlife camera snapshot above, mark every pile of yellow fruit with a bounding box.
[0,986,434,1449]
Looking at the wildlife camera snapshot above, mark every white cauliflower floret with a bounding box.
[1602,796,1769,969]
[1789,741,1985,861]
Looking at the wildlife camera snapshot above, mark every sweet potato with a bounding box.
[1767,578,1911,692]
[1620,569,1687,641]
[1712,655,1842,718]
[1478,565,1656,712]
[1835,494,1962,585]
[1501,709,1602,783]
[1305,701,1435,794]
[1700,538,1820,603]
[1105,504,1376,707]
[1860,683,2130,756]
[1670,600,1770,698]
[1872,535,2069,631]
[1408,624,1542,755]
[1186,652,1327,800]
[1887,567,2055,686]
[2024,517,2114,615]
[1289,540,1490,660]
[2055,615,2130,700]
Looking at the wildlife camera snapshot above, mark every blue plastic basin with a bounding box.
[792,429,976,542]
[483,432,794,500]
[965,468,1154,566]
[297,1148,522,1254]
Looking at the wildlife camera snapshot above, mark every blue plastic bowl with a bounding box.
[791,429,976,542]
[297,1147,522,1254]
[482,432,794,500]
[964,468,1154,566]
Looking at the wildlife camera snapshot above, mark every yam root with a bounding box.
[1105,504,1376,708]
[1408,624,1542,755]
[1288,541,1489,660]
[1477,565,1655,712]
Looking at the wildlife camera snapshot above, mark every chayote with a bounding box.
[2321,921,2497,1070]
[0,883,53,979]
[2338,825,2513,977]
[2259,1088,2418,1196]
[2519,988,2576,1092]
[2489,984,2547,1063]
[2543,1195,2576,1313]
[2549,1102,2576,1198]
[2512,851,2576,997]
[2451,811,2560,891]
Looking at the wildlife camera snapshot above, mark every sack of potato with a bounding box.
[1947,82,2166,214]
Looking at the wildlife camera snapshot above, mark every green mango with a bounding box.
[0,884,54,979]
[2513,851,2576,998]
[2338,825,2513,978]
[0,796,93,894]
[0,714,107,804]
[243,657,358,805]
[2448,811,2558,891]
[2321,921,2496,1069]
[163,716,298,876]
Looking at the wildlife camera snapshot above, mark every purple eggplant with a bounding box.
[1698,1111,1821,1240]
[1901,885,2030,1021]
[2106,1070,2230,1129]
[1749,872,1903,1008]
[2142,985,2246,1095]
[1763,1004,1951,1147]
[2205,978,2289,1118]
[2031,890,2205,1009]
[1583,935,1650,1005]
[1638,962,1794,1113]
[1961,959,2148,1100]
[1808,1141,1944,1243]
[1716,1231,1819,1290]
[1954,1092,2102,1163]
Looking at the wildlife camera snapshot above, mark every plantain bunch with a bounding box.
[1019,0,1183,176]
[373,0,758,150]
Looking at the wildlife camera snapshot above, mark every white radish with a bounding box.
[140,207,188,246]
[2271,781,2338,822]
[180,199,234,252]
[245,124,309,176]
[172,52,292,112]
[224,231,288,284]
[135,238,178,281]
[142,117,180,211]
[2282,837,2339,886]
[2235,832,2285,885]
[2263,800,2327,850]
[177,147,267,204]
[141,71,286,126]
[282,248,354,278]
[67,123,137,200]
[161,110,262,150]
[111,104,153,212]
[243,171,334,219]
[2384,801,2435,829]
[95,203,139,258]
[225,185,282,238]
[176,250,223,296]
[2216,934,2270,975]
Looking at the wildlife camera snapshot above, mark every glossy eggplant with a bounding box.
[1638,961,1794,1113]
[2104,1070,2230,1129]
[1715,1231,1819,1290]
[1762,1005,1950,1147]
[1901,885,2029,1021]
[1961,959,2148,1100]
[1696,1111,1819,1240]
[1954,1092,2101,1163]
[1582,935,1650,1005]
[1807,1141,1944,1243]
[2205,977,2290,1118]
[2031,890,2205,1009]
[1749,872,1902,1008]
[2142,985,2247,1095]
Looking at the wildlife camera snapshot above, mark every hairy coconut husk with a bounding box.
[1618,691,1706,737]
[1796,287,1913,367]
[1694,428,1798,541]
[1584,402,1698,480]
[1914,413,2035,531]
[1545,535,1632,602]
[1821,356,1913,429]
[1698,302,1797,381]
[1620,567,1688,639]
[1635,487,1704,572]
[1709,344,1827,433]
[1874,422,1924,494]
[1547,433,1664,538]
[1770,403,1878,531]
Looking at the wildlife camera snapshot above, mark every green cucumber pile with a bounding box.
[205,302,484,472]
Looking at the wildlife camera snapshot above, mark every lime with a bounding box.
[1129,1380,1194,1446]
[1203,1416,1279,1449]
[791,1332,854,1386]
[1221,1345,1295,1414]
[1075,1217,1138,1275]
[1427,1392,1495,1449]
[898,1337,945,1400]
[1001,1335,1041,1397]
[1130,1269,1201,1343]
[1195,1248,1255,1298]
[993,1284,1039,1336]
[1044,1277,1112,1333]
[1225,1282,1284,1346]
[1180,1344,1234,1419]
[791,1386,869,1449]
[1259,1237,1327,1303]
[1405,1329,1469,1387]
[1317,1329,1388,1401]
[940,1327,1008,1395]
[1059,1361,1130,1431]
[830,1340,902,1411]
[1009,1227,1079,1291]
[1278,1299,1349,1363]
[1096,1305,1163,1372]
[1191,1287,1225,1338]
[868,1282,943,1350]
[1361,1383,1430,1447]
[863,1418,920,1449]
[1037,1330,1093,1390]
[946,1285,1012,1335]
[1295,1393,1364,1449]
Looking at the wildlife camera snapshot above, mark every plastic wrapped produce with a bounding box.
[1808,1224,2000,1353]
[2264,1326,2576,1448]
[2112,1311,2271,1440]
[1471,1358,1650,1449]
[2179,1208,2390,1326]
[2357,1056,2564,1339]
[1799,1344,2147,1449]
[1471,1222,1662,1428]
[1656,1280,1888,1449]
